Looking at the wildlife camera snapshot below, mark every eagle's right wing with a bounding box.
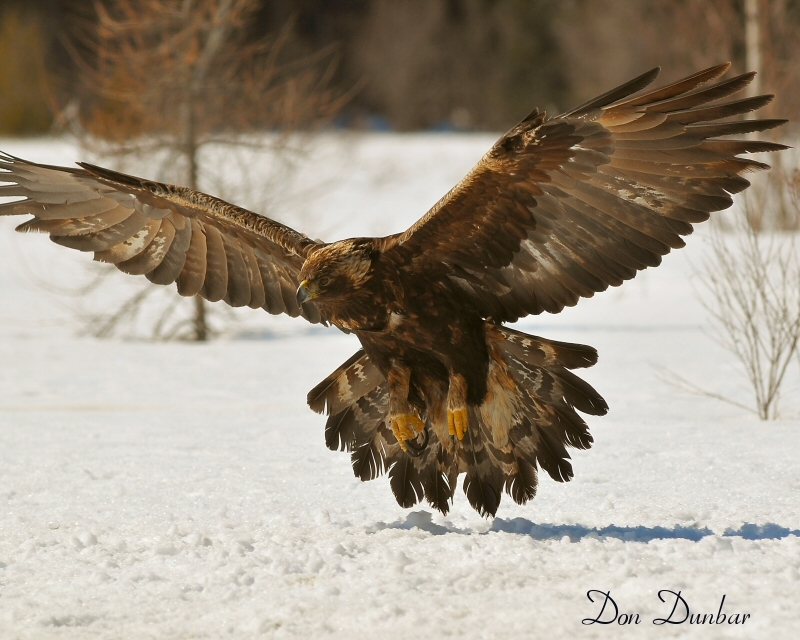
[0,154,326,323]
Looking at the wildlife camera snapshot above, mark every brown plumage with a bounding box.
[0,63,787,516]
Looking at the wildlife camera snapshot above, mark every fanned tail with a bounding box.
[307,324,607,517]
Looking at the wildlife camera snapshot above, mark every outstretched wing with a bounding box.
[384,63,787,322]
[0,154,325,323]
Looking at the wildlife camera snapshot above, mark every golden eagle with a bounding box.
[0,63,786,516]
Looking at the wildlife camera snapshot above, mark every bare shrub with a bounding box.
[692,185,800,419]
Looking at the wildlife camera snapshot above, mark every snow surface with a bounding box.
[0,135,799,639]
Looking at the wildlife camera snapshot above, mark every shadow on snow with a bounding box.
[376,511,800,542]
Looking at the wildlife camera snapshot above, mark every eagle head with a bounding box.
[296,239,377,305]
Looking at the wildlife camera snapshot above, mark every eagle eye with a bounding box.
[319,276,331,287]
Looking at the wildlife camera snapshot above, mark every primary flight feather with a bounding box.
[1,63,786,516]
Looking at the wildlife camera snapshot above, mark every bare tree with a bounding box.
[744,0,762,100]
[55,0,347,340]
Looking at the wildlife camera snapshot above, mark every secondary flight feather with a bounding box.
[0,63,786,516]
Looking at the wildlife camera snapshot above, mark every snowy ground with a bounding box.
[0,135,799,639]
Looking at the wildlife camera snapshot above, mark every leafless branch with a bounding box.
[651,363,760,416]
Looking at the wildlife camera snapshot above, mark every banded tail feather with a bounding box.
[307,323,606,516]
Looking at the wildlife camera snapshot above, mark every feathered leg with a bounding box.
[447,370,469,440]
[387,362,426,452]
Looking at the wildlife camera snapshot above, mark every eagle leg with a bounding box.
[387,362,426,452]
[447,370,469,440]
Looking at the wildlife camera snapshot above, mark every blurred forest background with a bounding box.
[1,0,798,135]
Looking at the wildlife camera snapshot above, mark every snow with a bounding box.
[1,135,799,639]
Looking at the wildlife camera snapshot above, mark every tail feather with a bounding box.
[463,471,502,517]
[325,407,358,452]
[554,366,609,416]
[324,384,387,452]
[420,450,456,514]
[532,423,575,483]
[461,408,503,517]
[500,325,598,369]
[503,350,606,421]
[388,455,426,509]
[307,349,383,415]
[553,404,593,450]
[351,436,385,482]
[504,450,538,505]
[384,426,456,514]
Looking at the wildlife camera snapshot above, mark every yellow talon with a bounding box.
[447,407,468,440]
[390,414,426,452]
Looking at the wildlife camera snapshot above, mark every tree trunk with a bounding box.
[183,86,207,341]
[745,0,762,101]
[194,294,207,341]
[184,0,234,341]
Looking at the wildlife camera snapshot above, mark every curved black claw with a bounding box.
[404,427,429,456]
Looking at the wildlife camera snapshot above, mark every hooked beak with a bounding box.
[296,280,312,305]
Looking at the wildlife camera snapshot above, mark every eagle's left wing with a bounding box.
[383,63,787,322]
[0,153,326,323]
